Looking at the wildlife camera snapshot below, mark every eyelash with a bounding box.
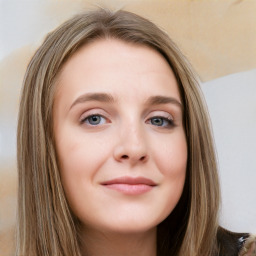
[147,116,175,128]
[80,114,175,128]
[80,114,108,126]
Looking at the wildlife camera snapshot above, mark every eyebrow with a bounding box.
[69,92,115,110]
[69,93,182,110]
[145,95,183,110]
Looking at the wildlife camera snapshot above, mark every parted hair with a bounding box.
[17,9,220,256]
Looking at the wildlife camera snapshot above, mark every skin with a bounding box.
[53,39,187,256]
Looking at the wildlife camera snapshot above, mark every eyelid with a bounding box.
[146,111,174,121]
[148,116,174,127]
[79,109,111,124]
[145,111,176,128]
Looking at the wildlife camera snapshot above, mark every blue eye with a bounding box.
[150,117,174,127]
[82,115,106,126]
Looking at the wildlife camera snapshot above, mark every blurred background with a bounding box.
[0,0,256,255]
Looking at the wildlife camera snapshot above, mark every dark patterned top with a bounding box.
[217,227,256,256]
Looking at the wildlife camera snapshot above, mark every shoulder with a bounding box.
[217,226,256,256]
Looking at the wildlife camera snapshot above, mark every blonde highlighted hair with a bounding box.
[17,9,220,256]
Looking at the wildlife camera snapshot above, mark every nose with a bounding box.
[113,126,148,166]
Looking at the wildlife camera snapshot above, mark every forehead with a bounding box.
[55,39,180,103]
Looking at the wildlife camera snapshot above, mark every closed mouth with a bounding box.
[101,176,157,186]
[101,176,157,195]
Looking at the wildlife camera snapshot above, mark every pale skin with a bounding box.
[53,39,187,256]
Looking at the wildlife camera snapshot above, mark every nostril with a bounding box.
[119,154,147,161]
[140,156,146,161]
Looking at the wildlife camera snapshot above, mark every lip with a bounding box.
[101,176,157,195]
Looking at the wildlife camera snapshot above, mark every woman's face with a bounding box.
[53,39,187,234]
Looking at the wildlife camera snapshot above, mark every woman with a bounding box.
[16,9,255,256]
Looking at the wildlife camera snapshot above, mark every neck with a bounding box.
[80,227,157,256]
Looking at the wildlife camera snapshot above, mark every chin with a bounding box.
[105,223,156,234]
[96,214,164,234]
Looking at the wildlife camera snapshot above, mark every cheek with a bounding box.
[55,129,112,209]
[57,126,112,175]
[151,131,187,216]
[153,131,187,177]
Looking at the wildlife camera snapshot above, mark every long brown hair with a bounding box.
[17,9,220,256]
